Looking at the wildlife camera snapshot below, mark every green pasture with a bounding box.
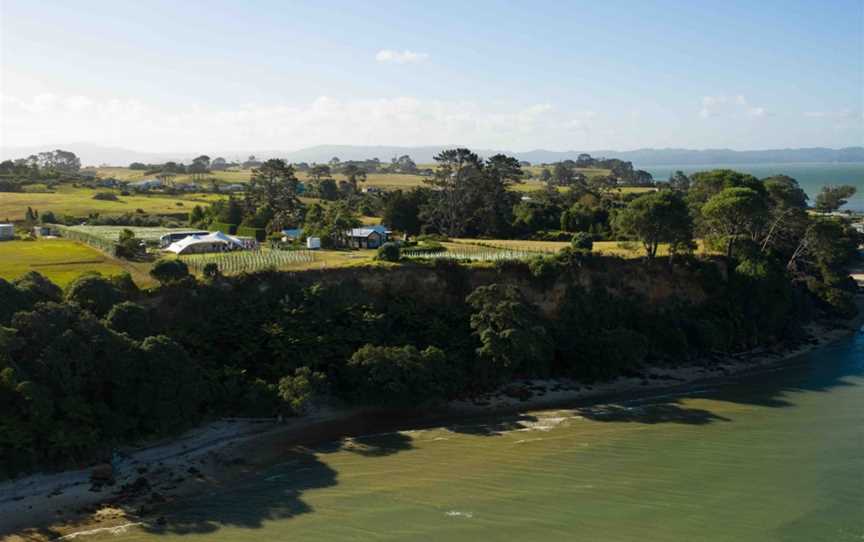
[0,239,128,287]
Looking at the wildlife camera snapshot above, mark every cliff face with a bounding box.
[274,256,719,318]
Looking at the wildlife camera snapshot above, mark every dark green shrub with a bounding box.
[571,232,594,251]
[203,262,220,280]
[150,259,189,284]
[376,242,401,262]
[64,273,122,317]
[105,301,150,339]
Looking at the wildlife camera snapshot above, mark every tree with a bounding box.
[342,164,367,193]
[814,185,856,213]
[116,229,145,260]
[687,169,764,209]
[317,178,339,200]
[571,232,593,251]
[247,159,303,229]
[210,157,228,171]
[309,164,331,183]
[701,187,767,261]
[486,154,524,185]
[278,367,327,415]
[552,162,575,186]
[421,149,518,237]
[149,259,189,284]
[64,274,123,317]
[394,155,417,174]
[539,168,552,183]
[346,344,449,406]
[616,191,693,258]
[105,301,150,339]
[466,283,551,380]
[382,189,427,238]
[668,170,690,191]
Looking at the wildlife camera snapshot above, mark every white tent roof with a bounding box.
[164,231,244,253]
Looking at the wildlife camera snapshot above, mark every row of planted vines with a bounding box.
[180,249,315,275]
[53,224,119,255]
[402,245,541,262]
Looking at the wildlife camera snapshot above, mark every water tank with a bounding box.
[0,224,14,240]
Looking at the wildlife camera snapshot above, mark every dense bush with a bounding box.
[105,301,151,339]
[92,192,119,201]
[347,344,450,406]
[570,232,594,251]
[150,259,190,284]
[376,242,401,262]
[64,273,124,317]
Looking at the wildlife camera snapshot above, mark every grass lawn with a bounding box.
[0,239,134,287]
[452,238,713,258]
[0,185,224,221]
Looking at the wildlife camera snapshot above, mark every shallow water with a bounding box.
[90,331,863,542]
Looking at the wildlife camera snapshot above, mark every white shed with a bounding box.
[0,224,14,241]
[306,237,321,249]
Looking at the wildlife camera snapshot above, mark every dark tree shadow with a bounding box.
[319,431,414,457]
[444,413,540,436]
[139,450,337,535]
[574,403,731,425]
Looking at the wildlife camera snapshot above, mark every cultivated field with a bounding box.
[63,225,206,243]
[0,239,128,287]
[0,185,223,221]
[179,248,316,275]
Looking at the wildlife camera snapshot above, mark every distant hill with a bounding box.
[2,143,862,168]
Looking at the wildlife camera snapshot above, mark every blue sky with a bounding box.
[1,0,862,152]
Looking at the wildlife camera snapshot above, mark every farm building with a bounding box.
[164,231,246,254]
[343,225,390,249]
[0,224,14,240]
[159,230,210,248]
[222,184,245,192]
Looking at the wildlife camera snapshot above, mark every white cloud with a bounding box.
[0,93,597,152]
[375,49,429,64]
[699,95,767,118]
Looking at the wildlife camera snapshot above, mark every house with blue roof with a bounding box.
[343,224,390,249]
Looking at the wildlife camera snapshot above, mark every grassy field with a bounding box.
[452,238,712,258]
[91,166,621,193]
[0,239,131,287]
[0,185,224,221]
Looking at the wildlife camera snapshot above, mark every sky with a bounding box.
[1,0,862,153]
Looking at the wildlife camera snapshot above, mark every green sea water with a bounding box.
[643,162,864,212]
[87,331,864,542]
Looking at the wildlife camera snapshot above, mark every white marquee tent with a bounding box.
[164,231,245,254]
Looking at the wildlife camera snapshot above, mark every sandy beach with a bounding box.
[3,286,862,541]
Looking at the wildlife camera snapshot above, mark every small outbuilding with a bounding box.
[164,231,245,254]
[0,224,14,241]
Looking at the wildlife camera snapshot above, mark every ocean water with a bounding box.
[642,162,864,212]
[87,330,864,542]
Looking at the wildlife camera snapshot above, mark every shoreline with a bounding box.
[4,292,863,540]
